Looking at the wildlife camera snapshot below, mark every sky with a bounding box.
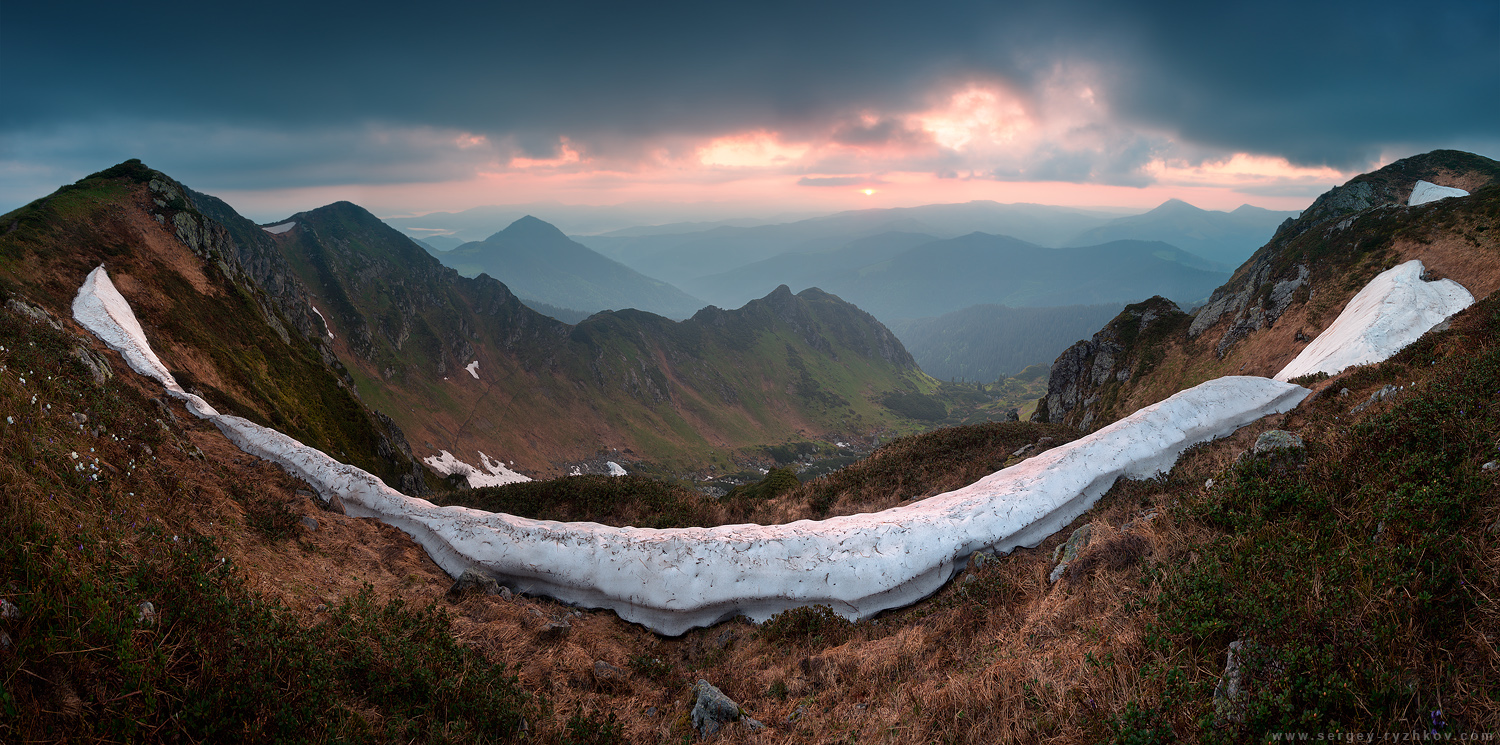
[3,0,1496,225]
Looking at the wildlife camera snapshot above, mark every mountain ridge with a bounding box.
[262,197,931,475]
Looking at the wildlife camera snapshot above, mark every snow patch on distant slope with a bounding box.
[465,360,479,379]
[423,450,531,487]
[310,305,334,339]
[1275,260,1472,382]
[263,221,297,234]
[606,461,627,476]
[1408,180,1469,206]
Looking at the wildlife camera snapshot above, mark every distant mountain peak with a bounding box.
[497,215,569,241]
[1151,198,1203,213]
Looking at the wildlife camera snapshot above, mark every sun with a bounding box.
[861,188,876,196]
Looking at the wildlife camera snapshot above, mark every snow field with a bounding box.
[310,305,334,339]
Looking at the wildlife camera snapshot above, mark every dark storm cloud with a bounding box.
[2,122,495,190]
[829,118,931,148]
[2,0,1494,189]
[1093,2,1500,169]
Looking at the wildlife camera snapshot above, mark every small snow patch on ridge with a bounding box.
[263,221,297,234]
[606,461,627,477]
[465,360,479,379]
[1408,180,1468,207]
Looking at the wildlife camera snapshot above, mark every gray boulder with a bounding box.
[72,346,113,386]
[1351,384,1399,414]
[1240,430,1307,470]
[1213,640,1249,726]
[447,567,503,599]
[690,679,758,737]
[1253,430,1304,455]
[1049,523,1093,583]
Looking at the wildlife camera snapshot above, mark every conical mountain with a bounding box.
[433,215,706,319]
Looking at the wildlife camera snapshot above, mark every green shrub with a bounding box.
[757,604,855,646]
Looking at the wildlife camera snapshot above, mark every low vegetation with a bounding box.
[0,308,532,742]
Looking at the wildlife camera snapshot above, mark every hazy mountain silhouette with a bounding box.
[1064,199,1296,270]
[434,216,706,319]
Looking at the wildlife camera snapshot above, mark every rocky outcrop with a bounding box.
[1049,523,1093,582]
[1032,297,1189,430]
[447,567,505,599]
[1188,150,1500,357]
[1189,261,1308,358]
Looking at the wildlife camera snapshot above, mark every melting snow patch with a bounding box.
[263,221,297,234]
[1275,260,1472,382]
[1408,180,1469,207]
[606,461,627,477]
[422,450,532,488]
[465,360,479,379]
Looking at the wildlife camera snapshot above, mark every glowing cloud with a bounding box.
[697,131,810,168]
[1145,153,1349,186]
[912,86,1033,151]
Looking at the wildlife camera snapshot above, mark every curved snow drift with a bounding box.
[75,265,1309,635]
[1275,260,1472,382]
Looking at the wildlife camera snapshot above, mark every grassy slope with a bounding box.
[0,300,533,742]
[0,164,424,492]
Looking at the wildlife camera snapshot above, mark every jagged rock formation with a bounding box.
[1032,296,1189,430]
[1191,150,1499,360]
